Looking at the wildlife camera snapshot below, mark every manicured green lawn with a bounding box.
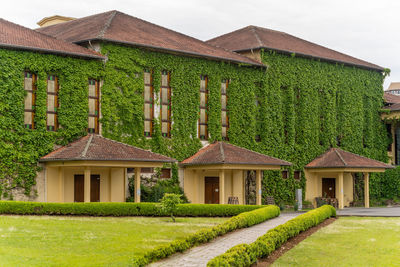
[273,217,400,266]
[0,215,227,266]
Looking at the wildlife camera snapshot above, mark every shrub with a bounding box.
[132,205,281,266]
[207,205,336,267]
[0,201,265,217]
[159,193,182,222]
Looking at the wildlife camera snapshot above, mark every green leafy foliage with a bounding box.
[207,205,336,266]
[132,205,280,266]
[0,201,265,217]
[0,48,103,198]
[159,193,182,222]
[1,41,393,202]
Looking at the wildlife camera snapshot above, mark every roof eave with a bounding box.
[304,165,394,169]
[76,38,265,68]
[233,46,384,72]
[179,161,292,167]
[39,158,177,163]
[0,43,105,60]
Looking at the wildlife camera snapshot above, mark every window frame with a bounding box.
[144,70,154,137]
[24,71,37,129]
[46,74,59,131]
[160,70,172,138]
[221,79,229,141]
[88,78,100,134]
[199,75,209,140]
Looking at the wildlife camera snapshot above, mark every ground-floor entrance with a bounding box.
[204,177,219,204]
[322,178,336,198]
[74,174,100,202]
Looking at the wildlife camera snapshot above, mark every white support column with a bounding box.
[84,168,91,203]
[134,167,141,203]
[338,172,344,209]
[219,170,225,204]
[256,170,262,206]
[58,167,64,203]
[364,172,370,208]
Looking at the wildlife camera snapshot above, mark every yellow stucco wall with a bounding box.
[183,169,245,204]
[305,170,353,208]
[46,166,126,202]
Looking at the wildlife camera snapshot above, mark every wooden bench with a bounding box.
[228,196,239,204]
[266,196,275,205]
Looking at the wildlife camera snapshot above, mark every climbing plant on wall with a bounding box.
[0,42,392,203]
[0,48,103,198]
[258,50,389,203]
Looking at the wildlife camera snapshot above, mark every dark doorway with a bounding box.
[74,175,84,202]
[90,175,100,202]
[74,174,100,202]
[322,178,336,198]
[245,171,256,205]
[205,177,219,204]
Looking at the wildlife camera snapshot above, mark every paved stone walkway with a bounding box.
[150,213,299,267]
[337,207,400,217]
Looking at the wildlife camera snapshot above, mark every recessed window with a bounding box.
[221,79,229,140]
[282,170,288,179]
[47,75,59,131]
[160,70,171,138]
[88,79,100,134]
[160,168,171,179]
[24,71,36,129]
[294,171,301,180]
[199,75,208,140]
[144,71,154,137]
[141,167,154,173]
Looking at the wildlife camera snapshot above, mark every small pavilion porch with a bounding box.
[305,148,394,209]
[180,142,292,205]
[40,134,176,203]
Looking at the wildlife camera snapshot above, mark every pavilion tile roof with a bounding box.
[0,18,104,59]
[40,134,176,163]
[305,148,393,169]
[180,142,291,166]
[36,10,263,67]
[383,92,400,112]
[207,25,384,71]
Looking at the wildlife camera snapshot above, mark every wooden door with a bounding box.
[74,175,84,202]
[322,178,336,198]
[90,175,100,202]
[205,177,219,204]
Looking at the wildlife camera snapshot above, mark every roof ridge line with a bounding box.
[334,148,347,166]
[97,10,117,38]
[251,27,263,47]
[219,142,225,163]
[82,134,94,158]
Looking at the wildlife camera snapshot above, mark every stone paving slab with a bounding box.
[150,213,299,267]
[337,207,400,217]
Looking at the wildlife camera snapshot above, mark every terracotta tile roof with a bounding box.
[40,134,176,163]
[0,18,104,59]
[383,92,400,111]
[305,148,393,169]
[207,25,384,71]
[180,142,291,167]
[36,11,263,67]
[384,92,400,104]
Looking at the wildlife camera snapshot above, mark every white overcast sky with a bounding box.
[2,0,399,88]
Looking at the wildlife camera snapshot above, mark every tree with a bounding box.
[160,193,181,222]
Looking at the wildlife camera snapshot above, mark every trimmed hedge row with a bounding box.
[207,205,336,266]
[132,205,281,266]
[0,201,265,217]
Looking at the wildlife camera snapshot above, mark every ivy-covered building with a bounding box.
[0,10,393,206]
